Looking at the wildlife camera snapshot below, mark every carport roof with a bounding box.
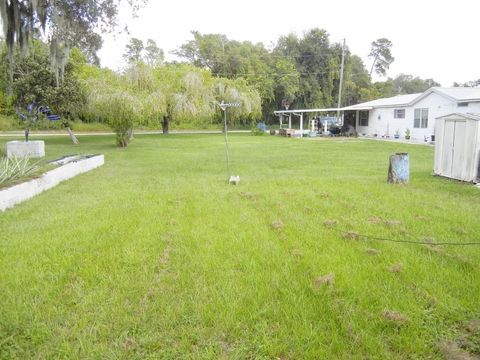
[274,107,345,115]
[273,93,419,114]
[343,93,421,110]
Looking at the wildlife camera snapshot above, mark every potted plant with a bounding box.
[394,129,400,139]
[405,128,411,140]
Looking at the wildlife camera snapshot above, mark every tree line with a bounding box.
[1,0,474,147]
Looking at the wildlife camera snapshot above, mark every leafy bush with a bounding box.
[0,115,20,131]
[0,91,15,116]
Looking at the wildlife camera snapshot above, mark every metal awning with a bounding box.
[341,105,374,111]
[274,107,342,115]
[274,106,373,115]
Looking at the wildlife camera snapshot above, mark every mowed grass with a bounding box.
[1,134,479,359]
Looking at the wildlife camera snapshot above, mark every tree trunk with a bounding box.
[66,127,79,144]
[128,128,134,140]
[162,115,169,134]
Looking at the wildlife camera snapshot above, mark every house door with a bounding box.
[440,120,466,178]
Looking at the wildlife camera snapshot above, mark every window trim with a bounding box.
[394,109,405,119]
[414,108,428,128]
[359,111,369,127]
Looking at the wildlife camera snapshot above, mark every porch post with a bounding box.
[300,114,303,134]
[288,114,292,128]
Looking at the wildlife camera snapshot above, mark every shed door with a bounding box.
[451,120,466,179]
[441,120,466,178]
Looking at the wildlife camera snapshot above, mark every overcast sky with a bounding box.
[98,0,479,87]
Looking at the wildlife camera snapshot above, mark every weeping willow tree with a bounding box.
[214,77,262,126]
[84,72,137,147]
[0,0,146,86]
[152,64,214,133]
[81,62,261,146]
[95,91,137,147]
[82,66,138,147]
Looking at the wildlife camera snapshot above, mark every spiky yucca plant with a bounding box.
[0,156,41,187]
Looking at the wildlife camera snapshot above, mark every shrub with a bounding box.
[0,115,20,131]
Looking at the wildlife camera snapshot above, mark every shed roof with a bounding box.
[436,112,480,121]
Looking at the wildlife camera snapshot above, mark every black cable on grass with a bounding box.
[336,229,480,246]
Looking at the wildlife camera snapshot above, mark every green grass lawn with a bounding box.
[1,134,479,359]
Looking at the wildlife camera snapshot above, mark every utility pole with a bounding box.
[336,38,346,124]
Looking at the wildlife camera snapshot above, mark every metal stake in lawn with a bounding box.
[217,101,240,184]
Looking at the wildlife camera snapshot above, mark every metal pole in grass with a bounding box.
[216,101,240,184]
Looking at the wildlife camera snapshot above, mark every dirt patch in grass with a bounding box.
[466,320,480,333]
[368,216,382,224]
[290,248,303,258]
[314,273,335,288]
[323,219,337,227]
[158,248,170,265]
[343,231,359,240]
[271,220,284,230]
[383,310,408,325]
[121,337,138,352]
[438,341,478,360]
[416,215,430,222]
[425,244,443,254]
[436,318,480,359]
[423,240,473,266]
[456,319,480,357]
[388,263,404,273]
[384,219,402,227]
[366,248,381,255]
[367,216,402,227]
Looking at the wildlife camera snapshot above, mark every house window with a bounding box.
[359,111,369,126]
[394,109,405,118]
[414,108,428,128]
[458,102,469,107]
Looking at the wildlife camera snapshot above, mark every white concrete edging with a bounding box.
[0,154,104,212]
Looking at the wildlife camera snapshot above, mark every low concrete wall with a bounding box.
[0,155,104,212]
[7,140,45,158]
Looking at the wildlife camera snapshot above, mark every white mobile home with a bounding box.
[343,87,480,140]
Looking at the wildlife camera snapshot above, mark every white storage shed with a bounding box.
[434,113,480,183]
